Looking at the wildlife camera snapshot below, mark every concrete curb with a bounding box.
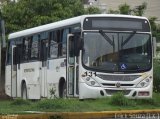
[0,109,160,119]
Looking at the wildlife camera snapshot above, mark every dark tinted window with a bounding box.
[49,31,59,58]
[31,35,39,60]
[61,29,69,57]
[40,32,49,61]
[22,37,32,62]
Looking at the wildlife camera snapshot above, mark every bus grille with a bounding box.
[105,89,131,95]
[97,74,141,81]
[102,83,134,87]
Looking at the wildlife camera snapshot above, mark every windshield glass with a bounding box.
[82,31,152,73]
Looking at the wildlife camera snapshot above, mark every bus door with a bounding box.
[40,39,48,97]
[67,34,79,97]
[11,45,18,98]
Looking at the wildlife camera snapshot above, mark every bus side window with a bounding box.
[15,38,23,64]
[57,30,61,57]
[22,37,32,62]
[31,35,39,60]
[48,31,58,58]
[61,28,69,57]
[40,32,48,61]
[70,24,81,33]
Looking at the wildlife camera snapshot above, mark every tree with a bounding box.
[132,2,147,16]
[118,3,131,15]
[156,24,160,42]
[1,0,85,34]
[149,17,157,31]
[85,6,101,14]
[110,2,147,16]
[108,9,119,14]
[149,16,160,41]
[0,0,10,4]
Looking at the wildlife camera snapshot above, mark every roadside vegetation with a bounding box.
[153,59,160,93]
[0,92,160,114]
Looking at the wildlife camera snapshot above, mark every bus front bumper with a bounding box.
[79,82,152,99]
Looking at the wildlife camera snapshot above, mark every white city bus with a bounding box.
[5,14,153,99]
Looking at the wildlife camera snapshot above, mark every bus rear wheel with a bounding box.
[22,83,27,100]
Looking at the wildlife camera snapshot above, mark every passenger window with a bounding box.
[40,32,49,61]
[31,35,39,60]
[23,37,31,62]
[15,38,23,45]
[70,24,80,33]
[49,31,58,58]
[61,29,69,57]
[15,38,23,63]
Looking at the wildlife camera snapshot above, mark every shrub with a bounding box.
[153,59,160,93]
[37,99,67,110]
[109,92,135,106]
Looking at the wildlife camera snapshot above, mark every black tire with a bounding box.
[62,83,67,98]
[59,82,67,98]
[21,83,27,100]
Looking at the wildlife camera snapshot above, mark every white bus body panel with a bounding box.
[40,65,47,98]
[20,62,41,99]
[47,58,66,98]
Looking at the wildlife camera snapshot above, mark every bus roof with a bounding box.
[8,14,148,39]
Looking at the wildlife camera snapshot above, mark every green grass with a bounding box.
[109,92,135,106]
[0,93,160,114]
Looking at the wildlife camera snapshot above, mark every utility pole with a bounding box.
[0,20,6,93]
[0,20,1,92]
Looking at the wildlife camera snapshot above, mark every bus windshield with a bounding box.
[82,31,152,73]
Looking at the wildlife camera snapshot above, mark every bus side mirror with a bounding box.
[153,37,156,57]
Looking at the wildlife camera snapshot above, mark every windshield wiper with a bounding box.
[121,31,136,47]
[99,30,114,46]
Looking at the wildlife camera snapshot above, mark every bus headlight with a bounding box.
[136,77,151,88]
[84,77,100,87]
